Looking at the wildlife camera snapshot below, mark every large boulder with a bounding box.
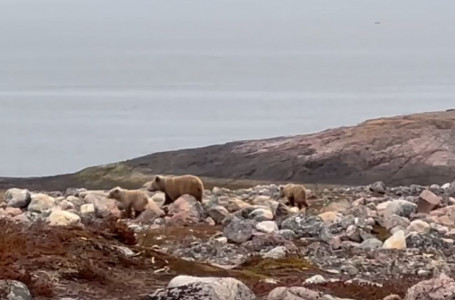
[383,230,406,249]
[207,205,230,224]
[248,207,273,222]
[4,188,31,208]
[252,196,279,214]
[144,276,255,300]
[407,220,431,234]
[223,217,253,243]
[418,190,441,214]
[168,195,205,224]
[84,192,121,219]
[405,232,445,252]
[0,280,32,300]
[267,286,351,300]
[47,209,82,227]
[27,193,55,213]
[384,200,417,219]
[405,273,455,300]
[360,238,383,250]
[384,214,411,231]
[256,221,279,234]
[280,214,323,238]
[227,198,251,212]
[369,181,387,194]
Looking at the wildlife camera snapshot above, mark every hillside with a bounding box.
[1,109,455,190]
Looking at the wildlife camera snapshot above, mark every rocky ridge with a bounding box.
[3,179,455,299]
[2,110,455,191]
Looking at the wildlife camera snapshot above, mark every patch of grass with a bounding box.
[236,256,317,277]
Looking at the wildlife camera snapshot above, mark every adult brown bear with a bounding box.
[145,174,204,205]
[279,184,309,210]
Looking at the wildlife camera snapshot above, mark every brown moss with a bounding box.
[306,278,421,300]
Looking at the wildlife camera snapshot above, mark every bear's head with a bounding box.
[279,185,285,197]
[107,187,122,200]
[147,176,165,192]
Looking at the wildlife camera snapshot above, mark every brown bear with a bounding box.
[107,187,164,219]
[279,184,309,210]
[145,174,204,205]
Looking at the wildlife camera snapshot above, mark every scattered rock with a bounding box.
[227,198,251,212]
[360,238,383,250]
[340,215,356,229]
[278,229,297,240]
[320,200,351,214]
[384,200,417,219]
[346,225,362,242]
[418,190,441,214]
[256,221,279,234]
[27,193,55,213]
[145,276,256,300]
[281,214,323,238]
[4,207,23,217]
[252,196,279,214]
[384,214,411,230]
[318,211,340,224]
[383,230,406,249]
[248,207,273,222]
[404,273,455,300]
[405,232,445,251]
[11,213,31,224]
[407,220,430,235]
[442,183,451,191]
[304,275,327,285]
[80,203,96,219]
[262,246,287,259]
[4,188,31,208]
[58,199,75,211]
[267,286,322,300]
[48,209,82,227]
[223,217,253,243]
[0,280,32,300]
[207,205,230,224]
[370,181,387,194]
[168,195,205,224]
[85,193,121,219]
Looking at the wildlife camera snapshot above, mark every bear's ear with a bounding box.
[155,176,161,182]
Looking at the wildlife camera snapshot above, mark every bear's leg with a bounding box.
[134,209,143,219]
[164,193,173,205]
[125,204,133,219]
[288,196,295,207]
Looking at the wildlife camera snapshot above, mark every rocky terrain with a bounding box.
[2,110,455,191]
[2,179,455,299]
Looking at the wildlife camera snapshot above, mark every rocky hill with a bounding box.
[1,110,455,190]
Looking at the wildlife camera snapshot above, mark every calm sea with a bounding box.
[1,0,455,176]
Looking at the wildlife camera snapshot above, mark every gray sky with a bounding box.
[1,0,455,92]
